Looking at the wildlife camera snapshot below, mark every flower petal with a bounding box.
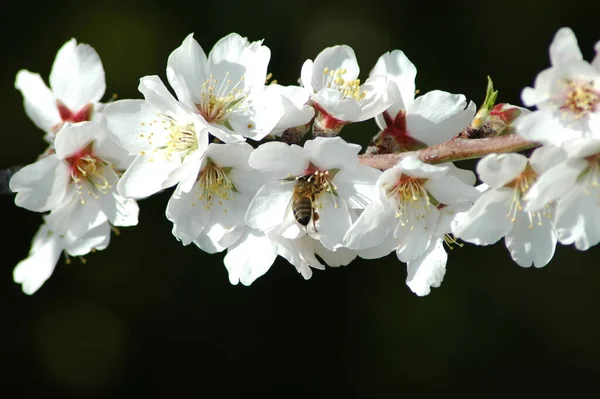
[248,141,307,178]
[549,27,583,67]
[555,187,600,250]
[116,154,178,199]
[370,49,416,109]
[312,45,360,90]
[49,38,105,110]
[54,122,105,159]
[10,155,69,212]
[224,228,277,286]
[15,70,60,132]
[505,209,557,267]
[63,221,111,256]
[166,33,208,105]
[406,237,447,297]
[304,136,360,171]
[406,90,476,146]
[334,164,381,209]
[312,195,352,251]
[453,188,513,245]
[13,225,63,295]
[245,181,292,231]
[476,153,527,189]
[524,159,585,211]
[395,205,439,262]
[344,202,394,250]
[313,241,356,267]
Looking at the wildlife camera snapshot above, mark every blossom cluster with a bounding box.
[9,28,600,297]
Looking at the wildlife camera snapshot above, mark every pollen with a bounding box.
[322,67,367,102]
[560,79,600,119]
[504,164,552,227]
[386,175,431,228]
[145,116,198,162]
[65,142,112,204]
[195,73,248,124]
[195,158,236,210]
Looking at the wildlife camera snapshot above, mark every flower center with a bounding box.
[560,79,599,119]
[195,73,247,124]
[504,165,551,226]
[322,67,366,102]
[194,158,236,209]
[65,142,111,203]
[386,175,433,227]
[141,116,198,162]
[51,101,93,133]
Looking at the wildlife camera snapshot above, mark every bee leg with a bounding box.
[312,211,320,233]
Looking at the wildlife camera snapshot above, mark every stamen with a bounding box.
[321,67,367,103]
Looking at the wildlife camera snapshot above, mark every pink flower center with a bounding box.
[560,80,599,119]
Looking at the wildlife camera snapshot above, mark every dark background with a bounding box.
[2,0,600,396]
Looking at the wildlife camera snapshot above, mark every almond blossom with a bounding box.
[10,122,138,237]
[166,33,281,142]
[13,222,111,295]
[453,151,559,267]
[524,139,600,250]
[245,136,381,278]
[15,38,106,144]
[300,45,392,136]
[344,155,479,295]
[368,50,476,153]
[102,76,210,199]
[515,27,600,146]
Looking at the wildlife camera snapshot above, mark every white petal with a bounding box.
[166,33,208,105]
[312,45,360,90]
[395,205,439,262]
[102,99,169,153]
[138,75,189,119]
[476,153,528,188]
[505,210,557,267]
[555,187,600,250]
[97,170,139,227]
[356,235,397,259]
[300,59,314,93]
[406,238,447,297]
[406,90,476,146]
[266,84,314,135]
[453,188,513,245]
[15,70,60,131]
[344,202,394,250]
[354,75,394,122]
[425,175,480,205]
[117,155,177,199]
[54,122,105,159]
[395,155,450,179]
[245,181,292,231]
[63,221,111,256]
[13,225,63,295]
[304,136,360,171]
[549,27,583,67]
[529,145,568,174]
[313,195,352,251]
[312,241,356,267]
[593,40,600,71]
[10,155,69,212]
[49,38,105,110]
[514,110,581,146]
[334,165,381,209]
[313,89,362,122]
[224,229,277,286]
[248,142,307,177]
[524,159,585,211]
[370,49,416,109]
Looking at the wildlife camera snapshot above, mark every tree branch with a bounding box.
[358,134,538,170]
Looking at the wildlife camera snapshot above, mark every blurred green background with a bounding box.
[2,0,600,396]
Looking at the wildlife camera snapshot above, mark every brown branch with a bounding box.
[358,135,538,171]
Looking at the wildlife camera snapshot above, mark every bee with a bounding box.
[290,174,323,232]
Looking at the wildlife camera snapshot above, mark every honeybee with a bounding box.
[290,175,323,231]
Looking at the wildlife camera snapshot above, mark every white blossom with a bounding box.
[167,33,281,142]
[300,45,392,134]
[245,136,380,277]
[15,38,106,144]
[516,27,600,146]
[9,122,138,237]
[525,139,600,250]
[369,50,476,151]
[453,152,558,267]
[102,76,210,199]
